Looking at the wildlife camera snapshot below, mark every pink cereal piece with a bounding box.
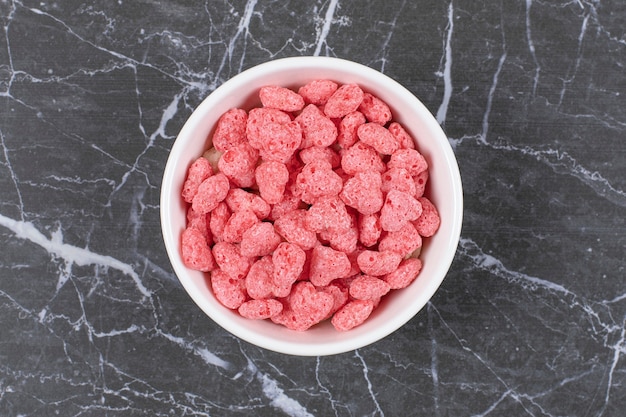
[225,188,271,220]
[378,222,422,257]
[340,141,386,176]
[211,108,248,152]
[212,241,252,280]
[245,256,274,299]
[358,92,392,125]
[305,196,352,235]
[319,281,350,317]
[331,299,376,331]
[217,142,259,188]
[295,104,338,149]
[272,242,307,297]
[324,83,364,119]
[388,122,416,150]
[413,197,441,237]
[240,221,281,258]
[271,281,334,331]
[210,269,248,309]
[379,190,423,232]
[209,201,230,243]
[388,148,428,177]
[357,123,399,155]
[259,85,305,112]
[413,169,429,198]
[222,208,259,244]
[181,227,216,272]
[186,206,212,245]
[298,146,341,169]
[238,298,284,320]
[381,167,416,196]
[383,257,422,289]
[191,172,230,215]
[349,275,391,300]
[182,157,213,203]
[322,214,359,254]
[274,209,318,250]
[268,189,302,221]
[297,79,338,105]
[309,245,352,287]
[337,111,366,149]
[358,213,382,247]
[294,160,343,204]
[246,107,292,150]
[255,161,289,205]
[339,171,384,215]
[258,120,303,163]
[357,249,402,276]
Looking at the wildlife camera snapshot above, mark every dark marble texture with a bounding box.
[1,0,625,415]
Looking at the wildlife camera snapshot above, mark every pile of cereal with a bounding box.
[180,80,440,332]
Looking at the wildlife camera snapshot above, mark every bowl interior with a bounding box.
[160,56,463,356]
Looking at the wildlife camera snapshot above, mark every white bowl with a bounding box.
[160,56,463,356]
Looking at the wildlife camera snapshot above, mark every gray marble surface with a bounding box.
[1,0,625,416]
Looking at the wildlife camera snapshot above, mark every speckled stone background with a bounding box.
[1,1,625,416]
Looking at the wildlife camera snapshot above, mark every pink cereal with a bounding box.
[358,92,392,125]
[222,209,259,244]
[246,107,292,150]
[324,83,364,119]
[319,282,350,317]
[258,120,303,163]
[381,167,417,196]
[294,160,343,204]
[191,172,230,215]
[268,189,302,221]
[309,245,352,287]
[413,169,429,198]
[209,201,230,243]
[245,256,275,299]
[379,190,423,232]
[383,257,422,289]
[225,188,271,220]
[271,281,334,331]
[295,104,338,149]
[331,299,376,331]
[339,170,384,215]
[240,221,281,258]
[298,146,341,169]
[349,275,391,300]
[388,122,416,150]
[413,197,441,237]
[357,123,399,155]
[322,213,359,254]
[186,206,212,245]
[210,269,248,309]
[388,148,428,177]
[238,298,284,320]
[212,241,252,280]
[297,79,338,105]
[357,249,402,276]
[211,108,248,152]
[358,213,382,247]
[340,141,386,175]
[181,227,216,272]
[272,242,307,297]
[337,111,366,149]
[259,85,305,112]
[182,157,213,203]
[255,160,289,205]
[378,221,422,257]
[305,196,353,235]
[274,209,318,251]
[217,142,259,188]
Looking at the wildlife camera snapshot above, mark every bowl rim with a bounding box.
[160,56,463,356]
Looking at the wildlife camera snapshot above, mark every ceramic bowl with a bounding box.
[160,56,463,356]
